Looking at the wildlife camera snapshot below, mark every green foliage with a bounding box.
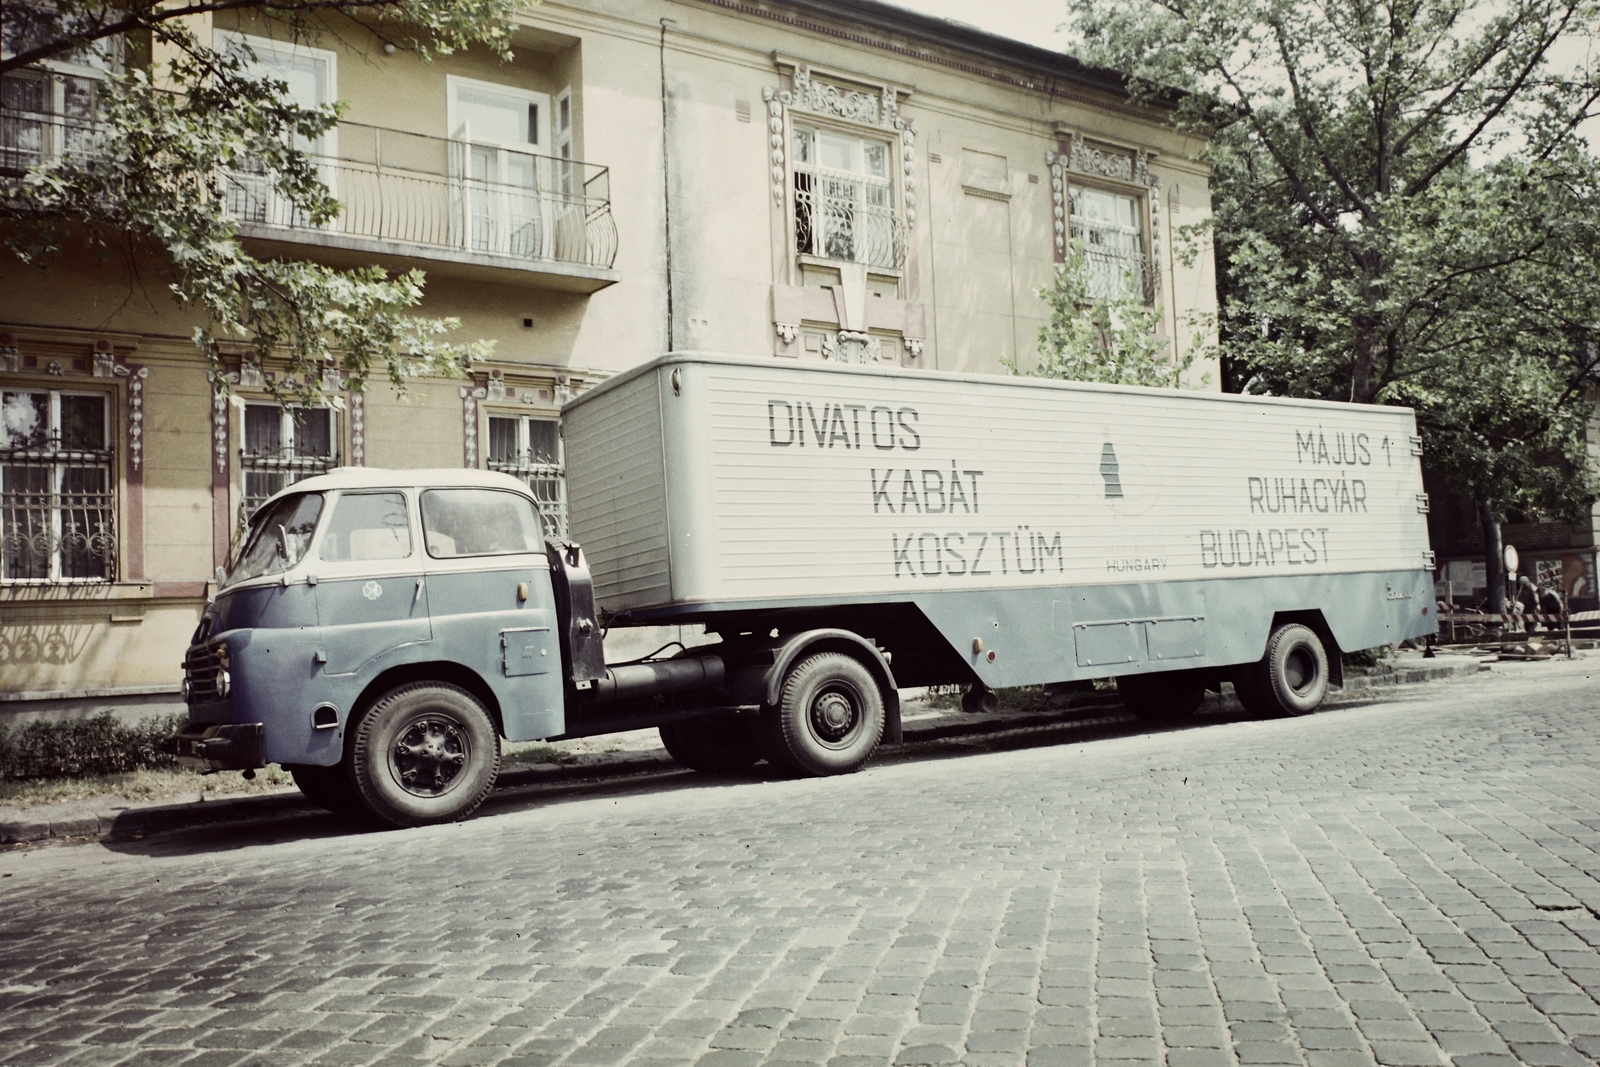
[1067,0,1600,523]
[1018,244,1197,389]
[1,1,526,404]
[0,713,184,780]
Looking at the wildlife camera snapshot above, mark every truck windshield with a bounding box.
[225,492,325,586]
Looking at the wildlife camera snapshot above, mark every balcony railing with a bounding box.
[225,122,617,271]
[794,169,905,271]
[1077,243,1154,306]
[1,108,618,272]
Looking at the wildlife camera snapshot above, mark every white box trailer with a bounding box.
[565,353,1436,707]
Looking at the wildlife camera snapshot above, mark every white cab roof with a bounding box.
[252,467,531,517]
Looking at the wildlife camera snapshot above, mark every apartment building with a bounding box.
[0,0,1219,719]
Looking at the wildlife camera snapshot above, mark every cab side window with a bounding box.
[319,492,412,562]
[421,489,544,558]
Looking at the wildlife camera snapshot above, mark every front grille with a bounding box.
[183,641,227,704]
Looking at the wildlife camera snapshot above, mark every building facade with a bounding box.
[0,0,1218,719]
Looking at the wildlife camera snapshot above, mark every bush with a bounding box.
[0,713,184,781]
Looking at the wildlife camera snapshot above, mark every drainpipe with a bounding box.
[659,18,676,353]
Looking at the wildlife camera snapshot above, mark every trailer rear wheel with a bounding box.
[770,652,885,776]
[286,762,363,817]
[350,682,500,827]
[1116,672,1203,721]
[659,717,762,773]
[1238,623,1329,717]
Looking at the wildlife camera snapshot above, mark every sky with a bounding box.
[885,0,1072,54]
[886,0,1598,150]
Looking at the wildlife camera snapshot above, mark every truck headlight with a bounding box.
[215,669,231,699]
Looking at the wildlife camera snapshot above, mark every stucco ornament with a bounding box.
[211,388,229,475]
[823,330,875,364]
[349,391,365,467]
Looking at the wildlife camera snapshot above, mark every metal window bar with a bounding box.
[240,405,339,518]
[1068,190,1152,305]
[240,451,339,517]
[487,416,566,538]
[0,447,117,583]
[1072,242,1154,305]
[486,456,567,539]
[793,166,904,270]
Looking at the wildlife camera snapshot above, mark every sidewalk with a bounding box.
[0,653,1489,848]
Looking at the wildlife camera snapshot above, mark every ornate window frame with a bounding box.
[763,61,922,365]
[1046,132,1163,304]
[763,63,916,280]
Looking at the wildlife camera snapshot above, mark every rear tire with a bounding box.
[659,716,762,773]
[1229,668,1276,717]
[286,763,363,817]
[1237,623,1329,717]
[768,652,885,777]
[350,683,500,828]
[1116,672,1203,721]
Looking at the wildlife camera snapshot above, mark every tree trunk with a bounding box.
[1480,499,1505,626]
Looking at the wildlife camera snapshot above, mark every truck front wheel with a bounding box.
[1236,623,1329,717]
[768,652,885,776]
[350,682,501,827]
[659,716,762,773]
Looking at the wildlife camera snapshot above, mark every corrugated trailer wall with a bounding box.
[564,354,1431,617]
[562,367,673,606]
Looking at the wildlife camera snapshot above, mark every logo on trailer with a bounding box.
[1100,442,1123,498]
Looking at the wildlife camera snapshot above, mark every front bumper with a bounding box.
[161,722,267,771]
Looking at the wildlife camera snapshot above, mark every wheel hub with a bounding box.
[810,689,859,744]
[1285,648,1314,692]
[391,717,468,797]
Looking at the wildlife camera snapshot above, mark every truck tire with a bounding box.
[286,762,364,817]
[769,652,885,776]
[1116,672,1203,721]
[1237,623,1329,717]
[350,682,500,828]
[659,716,762,773]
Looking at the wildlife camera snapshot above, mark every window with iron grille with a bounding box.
[1069,184,1150,303]
[792,126,902,270]
[1,389,116,583]
[487,415,564,539]
[1,16,119,176]
[241,404,338,517]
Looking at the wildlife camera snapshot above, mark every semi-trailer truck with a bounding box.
[167,353,1437,826]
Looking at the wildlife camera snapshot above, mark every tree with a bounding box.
[1017,243,1198,389]
[1068,0,1600,613]
[1,1,525,403]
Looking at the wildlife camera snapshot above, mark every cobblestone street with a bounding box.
[1,657,1597,1067]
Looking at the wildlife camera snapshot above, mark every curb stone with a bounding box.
[0,657,1487,848]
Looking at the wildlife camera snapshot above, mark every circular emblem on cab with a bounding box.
[362,581,383,601]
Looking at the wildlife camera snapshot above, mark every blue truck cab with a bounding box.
[168,469,612,824]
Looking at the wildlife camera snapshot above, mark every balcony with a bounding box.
[229,122,619,291]
[1,108,620,292]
